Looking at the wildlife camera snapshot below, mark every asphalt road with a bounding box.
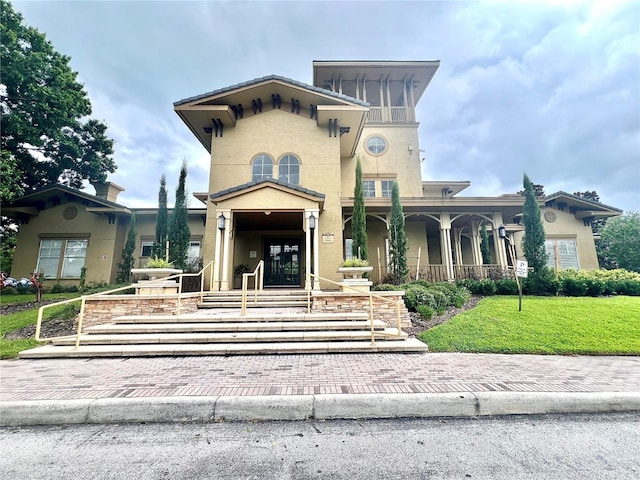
[1,413,638,479]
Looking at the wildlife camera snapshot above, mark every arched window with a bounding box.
[252,154,273,182]
[278,154,300,185]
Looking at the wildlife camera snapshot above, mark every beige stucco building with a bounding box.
[5,60,621,288]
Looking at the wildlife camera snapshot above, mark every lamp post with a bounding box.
[498,225,523,311]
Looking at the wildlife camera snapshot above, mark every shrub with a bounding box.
[372,283,399,292]
[522,268,560,296]
[495,279,519,295]
[1,286,17,295]
[417,304,435,320]
[562,276,588,296]
[403,285,434,312]
[50,284,79,294]
[429,289,448,314]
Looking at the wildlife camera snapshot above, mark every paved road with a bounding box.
[1,413,638,479]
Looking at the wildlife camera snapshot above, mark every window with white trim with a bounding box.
[252,154,273,181]
[141,241,154,257]
[381,180,393,197]
[37,239,88,278]
[188,240,201,264]
[345,238,353,260]
[545,239,580,270]
[278,154,300,185]
[363,180,376,197]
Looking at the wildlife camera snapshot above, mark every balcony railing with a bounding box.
[390,107,407,122]
[365,106,408,124]
[367,107,382,123]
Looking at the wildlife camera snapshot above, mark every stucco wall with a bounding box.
[11,201,124,285]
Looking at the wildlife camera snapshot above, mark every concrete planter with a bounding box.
[337,266,373,292]
[130,268,183,281]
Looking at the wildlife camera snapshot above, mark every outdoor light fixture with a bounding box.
[217,214,225,231]
[309,213,316,230]
[498,225,506,239]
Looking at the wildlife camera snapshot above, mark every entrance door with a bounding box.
[264,239,301,286]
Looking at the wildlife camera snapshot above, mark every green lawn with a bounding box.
[0,293,79,359]
[418,296,640,355]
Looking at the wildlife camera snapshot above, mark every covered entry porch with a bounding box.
[208,179,325,291]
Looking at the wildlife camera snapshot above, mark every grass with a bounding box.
[0,293,80,359]
[418,296,640,355]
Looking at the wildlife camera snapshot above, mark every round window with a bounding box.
[365,136,387,155]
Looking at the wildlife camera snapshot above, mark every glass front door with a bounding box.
[264,239,301,286]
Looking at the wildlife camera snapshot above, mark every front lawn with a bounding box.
[418,296,640,355]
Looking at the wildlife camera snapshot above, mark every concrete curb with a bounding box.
[1,392,639,427]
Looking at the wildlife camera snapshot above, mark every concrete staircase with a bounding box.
[18,290,428,358]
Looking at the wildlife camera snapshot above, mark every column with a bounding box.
[312,213,320,290]
[492,212,508,268]
[212,216,222,291]
[304,209,320,290]
[453,228,463,267]
[305,212,311,289]
[470,221,482,265]
[219,209,231,290]
[439,213,454,281]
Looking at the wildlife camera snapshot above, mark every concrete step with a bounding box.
[85,320,388,334]
[50,329,407,346]
[198,300,308,309]
[19,338,428,358]
[111,312,370,323]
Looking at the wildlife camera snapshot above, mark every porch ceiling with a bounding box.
[234,211,303,231]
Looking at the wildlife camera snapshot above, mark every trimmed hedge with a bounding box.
[455,268,640,297]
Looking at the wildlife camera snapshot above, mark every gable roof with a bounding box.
[174,74,369,108]
[3,184,131,217]
[174,75,369,158]
[544,191,622,218]
[209,178,325,210]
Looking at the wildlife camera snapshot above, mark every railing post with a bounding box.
[35,307,45,342]
[396,301,402,337]
[241,274,247,316]
[369,295,375,346]
[177,275,183,316]
[75,297,87,350]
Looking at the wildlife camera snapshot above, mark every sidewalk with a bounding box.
[1,353,639,426]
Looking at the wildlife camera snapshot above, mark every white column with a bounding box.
[470,221,482,265]
[492,212,508,268]
[213,220,222,291]
[439,213,454,281]
[219,210,231,290]
[304,210,311,289]
[453,228,463,267]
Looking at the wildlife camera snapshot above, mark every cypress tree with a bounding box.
[521,173,547,272]
[151,174,168,259]
[389,181,408,283]
[480,223,491,264]
[168,161,191,270]
[116,213,136,284]
[351,157,368,260]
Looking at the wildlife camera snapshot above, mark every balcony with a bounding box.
[366,106,408,123]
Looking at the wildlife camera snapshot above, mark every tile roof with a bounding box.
[174,74,369,108]
[210,178,325,200]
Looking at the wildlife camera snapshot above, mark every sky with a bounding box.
[12,0,640,212]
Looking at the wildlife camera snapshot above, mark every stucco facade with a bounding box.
[5,60,621,287]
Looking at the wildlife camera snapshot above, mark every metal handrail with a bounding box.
[304,273,404,346]
[34,261,215,350]
[240,260,264,316]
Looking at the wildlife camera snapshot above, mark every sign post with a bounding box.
[514,259,528,312]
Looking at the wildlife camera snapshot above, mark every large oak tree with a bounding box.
[1,0,116,203]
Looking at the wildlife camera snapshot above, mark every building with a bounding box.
[5,60,622,287]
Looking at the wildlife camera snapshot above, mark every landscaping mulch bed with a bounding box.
[404,295,483,337]
[2,300,78,339]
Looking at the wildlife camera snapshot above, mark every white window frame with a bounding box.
[141,241,154,257]
[363,180,376,197]
[37,238,88,279]
[381,180,393,197]
[252,154,273,182]
[278,154,300,185]
[545,238,580,270]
